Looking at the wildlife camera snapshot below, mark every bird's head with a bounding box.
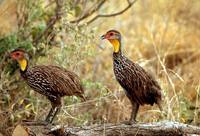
[10,49,28,71]
[101,30,121,53]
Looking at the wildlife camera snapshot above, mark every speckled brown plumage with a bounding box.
[10,49,85,123]
[21,65,85,101]
[113,52,162,106]
[101,30,163,124]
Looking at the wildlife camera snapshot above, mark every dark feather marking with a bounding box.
[113,53,162,106]
[20,65,85,101]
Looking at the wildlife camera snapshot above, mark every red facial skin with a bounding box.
[102,31,115,40]
[10,51,25,60]
[106,32,115,39]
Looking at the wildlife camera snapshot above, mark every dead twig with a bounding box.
[33,0,63,46]
[86,0,138,24]
[69,0,106,24]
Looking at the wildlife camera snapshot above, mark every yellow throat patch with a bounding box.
[108,39,120,53]
[18,59,27,71]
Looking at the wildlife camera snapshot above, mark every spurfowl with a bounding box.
[10,49,86,123]
[101,30,163,124]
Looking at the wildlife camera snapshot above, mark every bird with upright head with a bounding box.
[100,30,163,124]
[10,49,86,124]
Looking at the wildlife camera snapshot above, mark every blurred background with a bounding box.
[0,0,200,135]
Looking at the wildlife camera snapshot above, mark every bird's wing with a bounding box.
[45,65,84,96]
[29,65,84,98]
[27,65,58,99]
[118,58,162,105]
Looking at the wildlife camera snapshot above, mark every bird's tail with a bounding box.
[80,94,87,102]
[76,93,87,102]
[79,83,87,102]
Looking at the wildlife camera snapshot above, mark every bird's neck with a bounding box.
[18,58,28,72]
[108,39,121,53]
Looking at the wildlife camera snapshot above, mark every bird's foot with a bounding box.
[122,120,138,125]
[22,120,51,126]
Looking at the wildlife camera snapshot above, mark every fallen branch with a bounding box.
[12,121,200,136]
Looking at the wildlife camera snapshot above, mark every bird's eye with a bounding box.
[109,33,114,36]
[16,53,20,56]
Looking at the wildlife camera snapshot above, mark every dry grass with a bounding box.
[76,0,200,124]
[1,0,200,135]
[0,0,18,36]
[37,0,200,126]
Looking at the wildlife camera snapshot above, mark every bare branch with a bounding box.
[33,0,63,45]
[127,0,131,4]
[87,0,138,24]
[70,0,106,24]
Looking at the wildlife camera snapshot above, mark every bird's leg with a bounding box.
[123,102,139,125]
[45,97,61,124]
[45,106,61,123]
[129,102,139,124]
[45,108,54,123]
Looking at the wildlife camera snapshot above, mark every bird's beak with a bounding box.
[100,34,106,40]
